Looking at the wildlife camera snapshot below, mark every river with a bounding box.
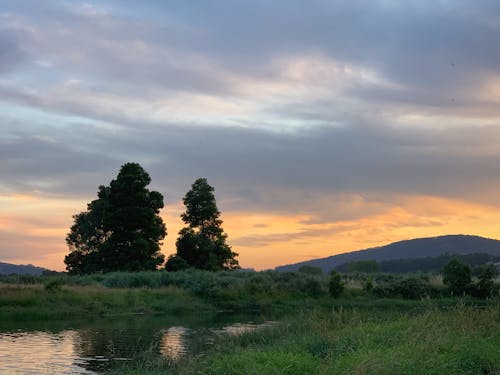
[0,313,276,374]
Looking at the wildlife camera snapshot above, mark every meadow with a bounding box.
[1,270,499,374]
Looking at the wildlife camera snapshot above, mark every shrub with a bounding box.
[372,277,439,299]
[329,271,345,298]
[44,278,64,292]
[298,265,323,275]
[471,264,498,299]
[443,259,472,296]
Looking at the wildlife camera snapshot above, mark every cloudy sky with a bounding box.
[2,0,500,270]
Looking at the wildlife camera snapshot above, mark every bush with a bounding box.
[44,278,64,292]
[372,277,439,299]
[298,265,323,275]
[471,264,498,299]
[301,277,325,297]
[443,259,472,296]
[329,271,345,297]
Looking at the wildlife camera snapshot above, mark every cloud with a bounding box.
[2,1,500,270]
[2,118,500,208]
[0,28,30,74]
[2,0,500,117]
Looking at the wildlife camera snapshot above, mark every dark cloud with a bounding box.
[0,29,29,74]
[2,119,500,212]
[1,1,500,214]
[3,0,500,109]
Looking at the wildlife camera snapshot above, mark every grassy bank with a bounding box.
[2,270,499,374]
[0,269,497,320]
[0,284,213,321]
[113,301,500,375]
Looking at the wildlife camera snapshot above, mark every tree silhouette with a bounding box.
[65,163,166,274]
[166,178,239,271]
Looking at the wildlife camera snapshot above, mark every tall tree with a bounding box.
[65,163,166,274]
[65,185,110,274]
[166,178,239,271]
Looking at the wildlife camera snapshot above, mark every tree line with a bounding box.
[64,162,239,275]
[336,253,500,274]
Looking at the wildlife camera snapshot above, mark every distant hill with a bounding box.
[0,262,52,275]
[275,235,500,273]
[336,253,500,274]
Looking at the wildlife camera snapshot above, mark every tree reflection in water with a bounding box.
[0,314,276,374]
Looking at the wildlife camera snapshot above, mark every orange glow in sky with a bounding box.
[3,2,500,272]
[2,192,500,271]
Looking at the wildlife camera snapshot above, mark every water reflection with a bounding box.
[0,315,276,374]
[0,330,96,374]
[159,326,188,360]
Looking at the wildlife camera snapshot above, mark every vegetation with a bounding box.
[166,304,500,375]
[1,268,499,373]
[443,258,473,296]
[0,284,212,321]
[337,252,500,274]
[166,178,239,271]
[347,259,380,273]
[298,265,323,275]
[65,163,166,274]
[328,271,345,297]
[473,264,498,299]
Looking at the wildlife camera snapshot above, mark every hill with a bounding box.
[275,234,500,272]
[0,262,52,275]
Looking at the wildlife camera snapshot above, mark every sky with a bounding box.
[2,0,500,271]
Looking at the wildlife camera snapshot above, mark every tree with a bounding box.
[347,260,380,273]
[166,178,239,271]
[473,264,497,299]
[298,265,323,275]
[164,254,189,272]
[442,258,472,296]
[65,163,166,274]
[328,270,345,297]
[65,185,110,274]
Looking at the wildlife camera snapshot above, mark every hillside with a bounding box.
[0,262,51,275]
[275,234,500,273]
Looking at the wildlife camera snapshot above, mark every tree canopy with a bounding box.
[65,163,166,274]
[166,178,239,271]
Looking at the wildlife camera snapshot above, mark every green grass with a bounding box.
[142,301,498,375]
[0,284,213,321]
[2,270,499,374]
[104,300,500,375]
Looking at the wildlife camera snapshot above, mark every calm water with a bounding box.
[0,314,276,374]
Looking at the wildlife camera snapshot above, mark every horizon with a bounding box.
[2,1,500,271]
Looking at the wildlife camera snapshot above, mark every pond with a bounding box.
[0,313,277,374]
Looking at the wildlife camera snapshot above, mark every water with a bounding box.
[0,314,276,374]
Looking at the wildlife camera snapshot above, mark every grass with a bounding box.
[110,301,500,375]
[2,270,499,374]
[0,284,213,321]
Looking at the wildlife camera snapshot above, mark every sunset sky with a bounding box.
[2,1,500,271]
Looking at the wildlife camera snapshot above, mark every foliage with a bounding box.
[0,284,210,321]
[345,260,380,273]
[471,264,498,299]
[363,278,374,292]
[164,254,190,272]
[44,278,64,292]
[328,270,345,297]
[378,253,500,274]
[297,265,323,275]
[65,163,166,274]
[166,178,239,271]
[443,259,472,296]
[372,277,440,299]
[110,302,500,375]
